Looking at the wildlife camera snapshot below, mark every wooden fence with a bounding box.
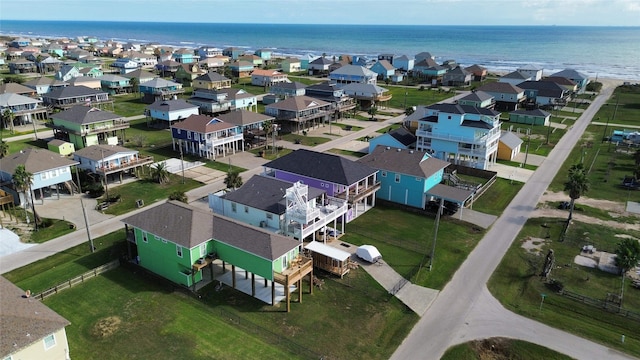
[560,289,640,322]
[32,260,120,300]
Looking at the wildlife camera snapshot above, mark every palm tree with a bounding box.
[2,109,15,134]
[151,162,170,184]
[262,120,273,150]
[12,164,37,229]
[224,169,243,190]
[368,106,378,121]
[129,77,140,97]
[615,238,640,305]
[563,163,590,221]
[0,140,8,158]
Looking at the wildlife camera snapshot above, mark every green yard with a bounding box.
[443,338,574,360]
[488,218,640,358]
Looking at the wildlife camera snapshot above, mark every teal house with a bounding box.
[368,127,416,153]
[358,146,450,209]
[122,201,313,311]
[508,109,551,126]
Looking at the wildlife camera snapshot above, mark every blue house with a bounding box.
[357,146,449,209]
[370,60,395,80]
[393,55,414,71]
[550,69,589,92]
[255,49,272,61]
[368,127,416,153]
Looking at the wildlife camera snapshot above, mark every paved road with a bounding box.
[391,83,638,359]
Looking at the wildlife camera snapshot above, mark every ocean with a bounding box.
[1,20,639,81]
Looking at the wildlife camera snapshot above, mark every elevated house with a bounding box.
[55,64,81,82]
[175,63,207,85]
[41,85,111,110]
[192,72,232,90]
[197,57,226,71]
[304,82,356,118]
[457,91,495,109]
[73,144,153,183]
[498,71,533,86]
[110,58,138,74]
[8,59,37,74]
[97,74,132,95]
[156,59,181,78]
[517,80,569,108]
[464,64,487,81]
[264,95,332,133]
[215,88,257,111]
[280,57,302,73]
[216,110,275,148]
[23,77,69,95]
[0,276,71,360]
[413,58,447,82]
[251,69,288,87]
[341,83,392,110]
[408,103,502,170]
[358,145,450,210]
[209,175,348,241]
[187,89,232,114]
[48,105,129,149]
[269,81,307,99]
[222,47,245,60]
[0,93,48,128]
[122,201,312,311]
[475,82,526,111]
[0,148,79,204]
[145,99,200,126]
[541,76,578,93]
[170,114,243,160]
[238,54,263,67]
[393,55,414,72]
[138,78,184,104]
[370,60,395,80]
[368,127,416,153]
[329,65,377,85]
[255,49,272,62]
[68,76,102,90]
[121,69,157,84]
[442,66,472,87]
[229,60,254,78]
[262,149,380,221]
[0,82,38,97]
[172,48,197,64]
[517,64,544,81]
[307,57,332,76]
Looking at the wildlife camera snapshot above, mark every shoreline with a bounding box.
[1,29,636,84]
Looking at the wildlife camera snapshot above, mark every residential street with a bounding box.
[391,83,638,359]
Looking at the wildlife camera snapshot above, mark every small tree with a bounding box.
[0,140,8,158]
[151,162,170,185]
[168,190,188,203]
[130,77,140,96]
[368,106,378,121]
[262,120,273,150]
[224,169,243,190]
[2,109,15,134]
[615,238,640,304]
[563,163,590,221]
[12,164,38,229]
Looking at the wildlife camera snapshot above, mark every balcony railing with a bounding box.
[273,256,313,286]
[334,181,381,203]
[95,156,154,175]
[416,128,500,146]
[205,133,243,148]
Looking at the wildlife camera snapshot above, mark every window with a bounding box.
[41,171,48,180]
[231,203,237,212]
[200,244,207,257]
[416,177,422,181]
[395,174,401,183]
[187,132,191,139]
[60,167,69,173]
[266,213,273,220]
[43,334,56,350]
[176,245,183,258]
[244,206,249,213]
[142,232,148,243]
[381,171,387,177]
[177,129,181,134]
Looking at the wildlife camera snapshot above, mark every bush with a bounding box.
[586,82,602,92]
[40,218,54,228]
[546,279,564,293]
[87,183,105,198]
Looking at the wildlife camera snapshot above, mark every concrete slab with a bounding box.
[217,264,296,305]
[459,208,497,229]
[626,201,640,214]
[513,152,546,167]
[489,163,535,183]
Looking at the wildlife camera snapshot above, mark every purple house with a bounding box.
[262,149,380,222]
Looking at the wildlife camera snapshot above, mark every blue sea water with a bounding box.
[1,20,639,80]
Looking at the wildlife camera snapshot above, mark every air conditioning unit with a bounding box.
[260,221,267,228]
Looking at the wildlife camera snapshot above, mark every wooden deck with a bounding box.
[273,256,314,312]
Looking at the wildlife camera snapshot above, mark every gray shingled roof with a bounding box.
[551,68,588,81]
[516,81,566,98]
[194,72,230,82]
[51,105,123,125]
[223,175,324,215]
[358,146,449,178]
[0,82,36,95]
[387,127,417,146]
[146,99,199,112]
[499,131,523,149]
[264,149,377,186]
[1,148,78,175]
[330,64,376,78]
[476,82,524,94]
[428,103,500,117]
[501,71,529,79]
[44,85,108,99]
[0,276,70,358]
[73,144,137,161]
[0,93,41,107]
[510,108,551,117]
[271,81,307,91]
[458,90,493,102]
[265,95,330,111]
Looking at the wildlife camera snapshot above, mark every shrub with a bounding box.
[87,183,105,198]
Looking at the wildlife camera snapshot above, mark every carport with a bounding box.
[426,184,475,220]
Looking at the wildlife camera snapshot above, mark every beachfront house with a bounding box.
[517,64,544,81]
[262,149,380,222]
[223,47,245,60]
[170,114,243,160]
[122,200,312,311]
[393,55,414,71]
[370,60,395,80]
[48,105,129,149]
[0,148,79,205]
[255,49,272,62]
[464,64,488,82]
[280,57,302,73]
[367,127,416,153]
[197,46,223,59]
[475,82,526,111]
[307,57,332,76]
[138,78,184,104]
[264,95,332,133]
[251,69,289,87]
[443,66,472,87]
[209,175,348,241]
[41,85,111,110]
[357,146,450,210]
[0,276,71,360]
[408,103,502,170]
[73,144,153,183]
[145,99,200,126]
[498,71,533,86]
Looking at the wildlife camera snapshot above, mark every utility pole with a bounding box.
[80,198,94,253]
[429,197,444,272]
[179,142,185,184]
[101,148,109,200]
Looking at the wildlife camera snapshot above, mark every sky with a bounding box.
[1,0,639,26]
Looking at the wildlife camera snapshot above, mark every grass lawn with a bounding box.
[496,159,538,171]
[471,178,524,216]
[30,218,76,243]
[593,84,640,127]
[6,138,48,153]
[287,76,324,86]
[343,205,485,289]
[548,124,637,203]
[249,147,294,160]
[111,93,148,117]
[442,338,574,360]
[100,174,202,215]
[44,268,305,360]
[501,122,566,157]
[124,118,173,149]
[280,133,331,146]
[384,85,457,109]
[488,218,640,358]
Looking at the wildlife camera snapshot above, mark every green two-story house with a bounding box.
[122,201,312,311]
[48,105,129,149]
